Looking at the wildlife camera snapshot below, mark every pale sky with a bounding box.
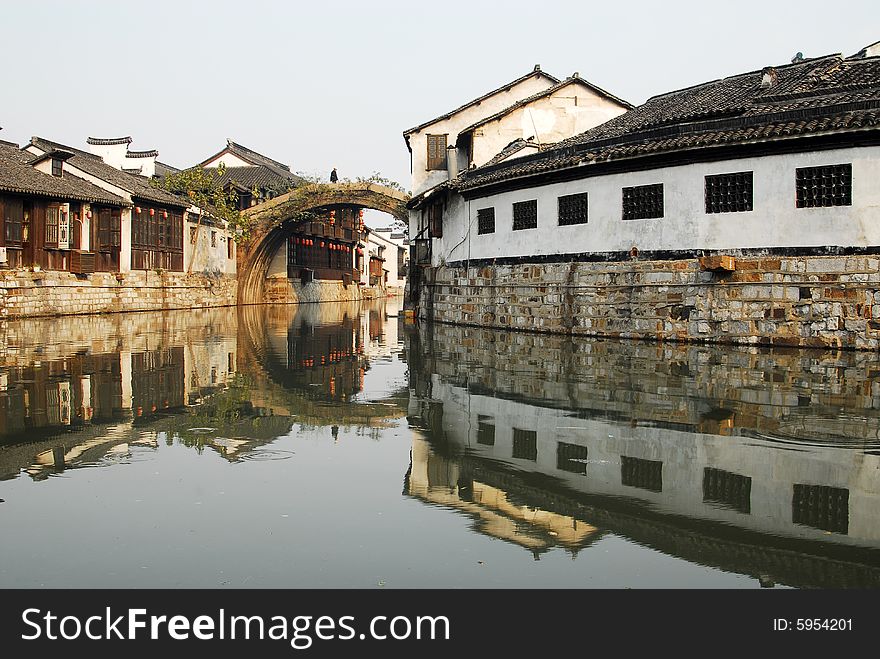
[1,0,877,197]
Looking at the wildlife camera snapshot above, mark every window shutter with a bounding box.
[427,135,448,170]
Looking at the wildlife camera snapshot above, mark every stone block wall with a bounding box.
[421,254,880,350]
[0,270,236,319]
[263,277,365,304]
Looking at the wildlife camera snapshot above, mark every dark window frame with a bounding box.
[45,204,60,247]
[96,207,121,252]
[795,163,852,208]
[477,207,495,235]
[3,196,24,246]
[131,206,184,271]
[51,159,63,177]
[512,199,537,231]
[622,183,664,220]
[705,171,754,214]
[557,441,588,475]
[427,201,443,238]
[558,192,589,226]
[426,134,448,171]
[512,427,537,461]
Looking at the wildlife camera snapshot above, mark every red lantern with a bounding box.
[163,210,168,218]
[135,206,141,213]
[150,208,155,216]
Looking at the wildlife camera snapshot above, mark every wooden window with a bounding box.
[796,164,852,208]
[428,201,443,238]
[96,208,121,251]
[132,206,183,271]
[227,236,234,259]
[558,192,589,225]
[3,196,24,246]
[45,205,60,246]
[622,183,664,220]
[211,231,217,247]
[477,207,495,235]
[703,467,751,514]
[557,442,588,474]
[621,456,662,492]
[426,134,448,170]
[512,428,537,461]
[512,199,537,230]
[705,172,753,213]
[792,484,848,534]
[51,159,63,177]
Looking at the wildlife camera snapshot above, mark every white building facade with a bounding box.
[405,45,880,350]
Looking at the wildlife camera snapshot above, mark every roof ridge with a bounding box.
[644,54,843,103]
[127,149,159,158]
[403,67,561,137]
[30,136,101,161]
[457,76,633,138]
[225,139,291,173]
[87,136,132,146]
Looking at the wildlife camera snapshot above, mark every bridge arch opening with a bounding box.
[236,183,409,305]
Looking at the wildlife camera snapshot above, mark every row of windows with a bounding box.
[477,421,850,534]
[474,163,854,233]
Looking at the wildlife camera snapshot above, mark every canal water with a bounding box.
[1,299,879,588]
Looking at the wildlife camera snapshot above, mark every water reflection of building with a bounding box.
[405,323,880,587]
[0,303,409,479]
[407,436,601,556]
[0,309,241,475]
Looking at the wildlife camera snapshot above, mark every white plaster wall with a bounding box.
[408,74,555,196]
[470,85,629,167]
[123,155,156,178]
[88,143,129,169]
[431,145,880,265]
[119,209,132,272]
[367,231,401,285]
[184,220,236,275]
[204,153,252,169]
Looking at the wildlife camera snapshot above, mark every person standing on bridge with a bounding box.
[330,167,338,183]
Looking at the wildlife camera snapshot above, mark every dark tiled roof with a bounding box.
[482,138,543,167]
[0,142,126,206]
[457,77,633,140]
[458,54,880,192]
[86,136,132,146]
[29,137,188,208]
[154,161,180,178]
[127,149,159,158]
[403,66,561,137]
[209,165,299,192]
[199,139,303,185]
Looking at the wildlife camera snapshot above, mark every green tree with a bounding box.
[152,164,252,272]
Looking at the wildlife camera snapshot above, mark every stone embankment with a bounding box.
[421,254,880,350]
[0,270,236,318]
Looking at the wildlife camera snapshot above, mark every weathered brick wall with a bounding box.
[0,270,237,318]
[422,255,880,350]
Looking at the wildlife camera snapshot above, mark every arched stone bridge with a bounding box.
[237,182,409,304]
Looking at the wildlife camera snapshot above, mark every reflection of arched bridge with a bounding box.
[237,183,409,305]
